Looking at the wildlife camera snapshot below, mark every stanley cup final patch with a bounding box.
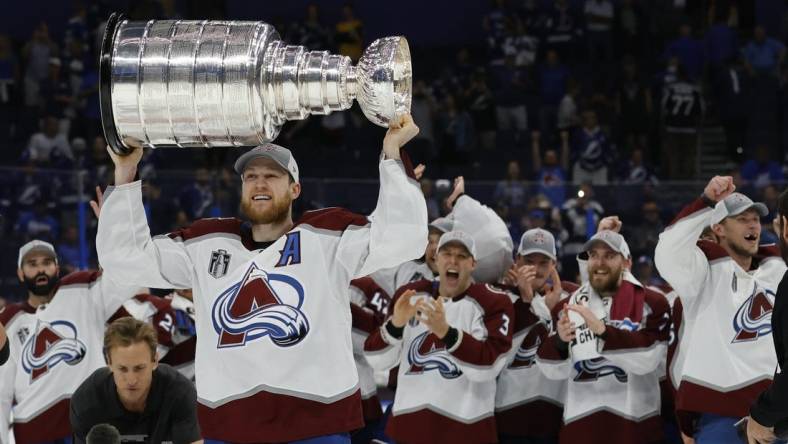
[209,249,232,279]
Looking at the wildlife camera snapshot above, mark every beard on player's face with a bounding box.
[241,191,293,225]
[23,269,59,297]
[240,162,296,225]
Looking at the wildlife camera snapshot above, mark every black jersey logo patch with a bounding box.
[209,249,231,279]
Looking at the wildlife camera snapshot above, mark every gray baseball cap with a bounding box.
[234,143,300,183]
[429,217,454,234]
[437,230,477,259]
[18,240,57,268]
[518,228,556,260]
[583,230,631,259]
[710,192,768,225]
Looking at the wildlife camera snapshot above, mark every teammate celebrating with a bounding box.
[96,115,428,443]
[537,229,671,444]
[655,176,786,443]
[364,230,514,444]
[496,228,576,443]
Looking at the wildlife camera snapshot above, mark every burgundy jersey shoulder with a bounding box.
[465,283,515,314]
[295,207,368,232]
[757,244,781,260]
[696,239,729,261]
[0,302,34,326]
[168,217,244,241]
[58,270,102,288]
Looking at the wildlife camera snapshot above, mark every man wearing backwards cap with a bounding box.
[364,230,514,444]
[0,240,142,444]
[655,176,786,444]
[496,228,577,443]
[537,228,671,444]
[96,115,427,443]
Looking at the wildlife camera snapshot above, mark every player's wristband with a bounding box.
[700,193,717,208]
[385,320,404,340]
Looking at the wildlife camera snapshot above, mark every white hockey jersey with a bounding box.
[0,271,141,444]
[364,280,514,444]
[96,158,428,442]
[536,274,670,444]
[494,281,577,439]
[655,197,786,422]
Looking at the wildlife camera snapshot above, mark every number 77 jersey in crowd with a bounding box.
[363,280,514,444]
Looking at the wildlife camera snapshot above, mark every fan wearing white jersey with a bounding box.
[537,230,671,444]
[0,240,142,444]
[364,230,514,444]
[655,176,787,444]
[96,115,428,443]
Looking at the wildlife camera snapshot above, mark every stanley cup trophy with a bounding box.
[99,13,412,155]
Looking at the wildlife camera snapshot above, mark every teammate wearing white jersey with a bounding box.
[537,230,671,444]
[655,176,786,444]
[0,240,142,444]
[496,228,575,444]
[96,115,427,443]
[364,230,514,444]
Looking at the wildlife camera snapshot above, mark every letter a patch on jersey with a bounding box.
[276,232,302,267]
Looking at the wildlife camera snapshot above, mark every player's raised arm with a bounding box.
[336,114,429,279]
[96,145,194,290]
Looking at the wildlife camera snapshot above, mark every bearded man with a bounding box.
[95,115,428,443]
[537,229,671,444]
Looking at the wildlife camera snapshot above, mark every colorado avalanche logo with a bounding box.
[212,262,309,348]
[573,357,628,383]
[21,320,87,382]
[732,288,775,343]
[512,335,541,368]
[407,332,462,379]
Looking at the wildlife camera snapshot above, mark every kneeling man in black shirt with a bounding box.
[71,317,202,444]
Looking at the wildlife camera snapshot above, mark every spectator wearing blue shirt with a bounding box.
[494,160,527,212]
[619,148,658,186]
[531,130,569,208]
[57,225,83,274]
[741,144,785,190]
[538,49,570,136]
[704,11,738,72]
[177,168,217,221]
[571,110,613,185]
[742,25,786,77]
[664,23,704,80]
[15,201,60,243]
